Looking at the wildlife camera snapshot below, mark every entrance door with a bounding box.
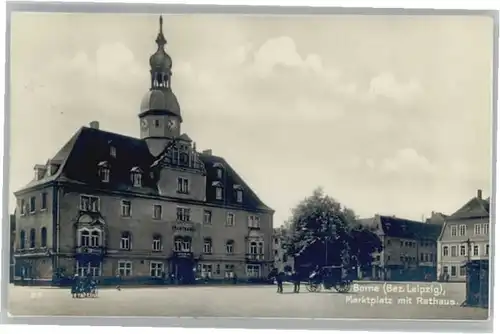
[174,259,195,284]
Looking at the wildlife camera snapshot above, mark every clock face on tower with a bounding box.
[167,119,177,130]
[141,119,148,129]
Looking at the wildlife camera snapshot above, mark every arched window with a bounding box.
[90,230,100,247]
[152,234,162,251]
[80,230,90,247]
[180,152,189,166]
[226,240,234,254]
[41,227,47,248]
[98,161,110,183]
[443,246,449,256]
[130,167,142,187]
[249,241,258,254]
[121,231,131,250]
[19,230,26,249]
[203,238,212,254]
[29,228,36,248]
[174,236,191,252]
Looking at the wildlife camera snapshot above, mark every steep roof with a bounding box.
[448,196,490,220]
[375,215,442,240]
[15,126,272,212]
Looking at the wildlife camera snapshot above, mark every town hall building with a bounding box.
[13,16,274,284]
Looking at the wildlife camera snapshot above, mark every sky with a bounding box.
[9,12,494,226]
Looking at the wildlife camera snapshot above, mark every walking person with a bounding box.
[292,270,301,293]
[276,271,285,294]
[116,272,122,291]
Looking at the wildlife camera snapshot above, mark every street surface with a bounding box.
[8,282,488,320]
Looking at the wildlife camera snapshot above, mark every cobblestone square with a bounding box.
[8,282,488,320]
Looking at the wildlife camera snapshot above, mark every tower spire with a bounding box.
[155,15,167,49]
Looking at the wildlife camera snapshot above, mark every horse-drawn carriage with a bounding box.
[306,265,353,293]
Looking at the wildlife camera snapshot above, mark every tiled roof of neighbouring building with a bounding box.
[15,126,273,212]
[359,215,443,241]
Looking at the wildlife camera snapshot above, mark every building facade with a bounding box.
[272,228,294,272]
[13,16,274,284]
[358,215,442,281]
[437,189,490,282]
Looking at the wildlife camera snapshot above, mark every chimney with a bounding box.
[477,189,482,200]
[89,121,99,129]
[202,149,212,156]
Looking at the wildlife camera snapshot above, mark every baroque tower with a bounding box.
[139,16,182,157]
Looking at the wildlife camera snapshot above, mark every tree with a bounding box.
[282,188,382,270]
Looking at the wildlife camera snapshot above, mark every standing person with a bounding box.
[232,272,238,285]
[71,274,79,298]
[292,270,301,293]
[276,271,285,294]
[116,272,122,291]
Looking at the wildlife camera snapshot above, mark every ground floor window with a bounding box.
[118,261,133,276]
[76,263,101,277]
[246,265,261,278]
[201,264,213,278]
[224,264,235,278]
[459,266,466,276]
[150,261,164,278]
[450,265,457,277]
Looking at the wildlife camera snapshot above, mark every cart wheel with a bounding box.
[334,281,351,293]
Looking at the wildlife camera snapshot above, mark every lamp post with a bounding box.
[462,238,472,305]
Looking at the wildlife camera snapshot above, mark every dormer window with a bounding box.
[110,146,116,158]
[130,167,143,187]
[213,162,224,179]
[98,161,110,183]
[233,184,243,203]
[212,181,223,200]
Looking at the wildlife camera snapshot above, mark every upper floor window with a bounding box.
[29,228,36,248]
[41,192,48,210]
[177,177,189,194]
[203,238,212,254]
[442,246,449,256]
[20,199,26,215]
[176,207,190,222]
[459,224,466,236]
[473,245,479,256]
[120,231,132,250]
[19,230,26,249]
[154,119,161,128]
[249,241,258,254]
[217,168,223,179]
[153,204,162,220]
[130,167,142,187]
[485,244,489,256]
[98,161,110,183]
[460,245,466,256]
[482,223,489,235]
[450,225,457,236]
[41,227,47,247]
[248,215,260,228]
[451,245,457,257]
[174,236,191,252]
[474,224,481,235]
[226,213,235,227]
[29,196,36,213]
[90,230,101,247]
[213,162,224,179]
[152,234,162,252]
[226,240,234,254]
[121,200,132,217]
[110,146,116,158]
[80,195,99,212]
[203,210,212,225]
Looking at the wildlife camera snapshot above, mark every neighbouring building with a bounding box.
[425,211,448,225]
[358,215,442,281]
[272,227,294,272]
[13,16,274,284]
[437,189,490,282]
[10,213,16,282]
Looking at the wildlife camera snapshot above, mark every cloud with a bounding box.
[368,72,422,104]
[251,36,323,77]
[381,148,436,174]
